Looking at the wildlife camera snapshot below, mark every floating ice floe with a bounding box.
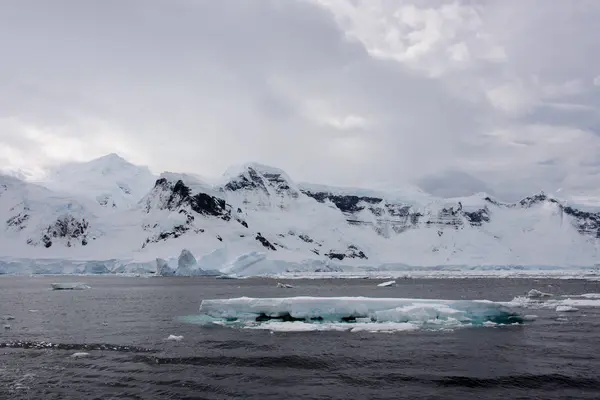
[276,282,294,288]
[556,305,578,312]
[192,296,522,332]
[50,282,91,290]
[526,289,552,299]
[166,335,184,341]
[70,352,90,358]
[377,280,396,287]
[507,292,600,310]
[215,275,239,280]
[3,324,10,330]
[1,315,15,321]
[579,293,600,299]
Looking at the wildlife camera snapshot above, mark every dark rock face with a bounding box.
[463,208,490,226]
[302,191,382,213]
[34,215,90,248]
[6,212,29,231]
[159,179,232,221]
[325,245,368,261]
[224,168,269,193]
[144,178,248,246]
[256,233,277,251]
[563,206,600,237]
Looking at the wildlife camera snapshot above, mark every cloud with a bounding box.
[0,0,599,200]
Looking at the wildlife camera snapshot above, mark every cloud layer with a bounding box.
[1,0,599,200]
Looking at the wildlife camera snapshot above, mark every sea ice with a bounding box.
[580,293,600,299]
[166,335,184,341]
[556,305,578,312]
[198,296,522,329]
[377,280,396,287]
[215,275,239,279]
[526,289,552,298]
[276,282,294,288]
[70,352,90,358]
[50,282,90,290]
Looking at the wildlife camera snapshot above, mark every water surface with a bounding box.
[1,276,600,399]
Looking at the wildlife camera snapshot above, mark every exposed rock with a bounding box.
[256,233,277,251]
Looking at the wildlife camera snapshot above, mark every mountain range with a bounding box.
[0,153,599,276]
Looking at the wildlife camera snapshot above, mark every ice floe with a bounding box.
[70,352,90,358]
[556,305,579,312]
[193,296,522,332]
[50,282,90,290]
[377,280,396,287]
[276,282,294,288]
[508,291,600,310]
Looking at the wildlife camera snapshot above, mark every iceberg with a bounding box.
[50,282,90,290]
[377,280,396,287]
[198,296,522,328]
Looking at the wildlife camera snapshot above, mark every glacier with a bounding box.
[192,296,523,332]
[1,154,600,277]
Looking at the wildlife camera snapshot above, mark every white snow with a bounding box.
[198,296,521,328]
[377,280,396,287]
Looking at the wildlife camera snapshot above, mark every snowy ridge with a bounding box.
[1,155,600,276]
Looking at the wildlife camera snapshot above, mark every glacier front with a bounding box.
[195,296,523,332]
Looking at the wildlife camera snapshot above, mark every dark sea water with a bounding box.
[1,276,600,400]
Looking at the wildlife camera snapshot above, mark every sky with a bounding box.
[1,0,600,201]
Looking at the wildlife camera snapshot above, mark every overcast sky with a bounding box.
[1,0,600,201]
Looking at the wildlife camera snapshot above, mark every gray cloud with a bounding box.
[1,0,600,201]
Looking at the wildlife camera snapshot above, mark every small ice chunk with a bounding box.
[377,280,396,287]
[51,282,90,290]
[276,282,294,288]
[28,310,39,313]
[523,315,538,321]
[3,324,10,330]
[527,289,552,299]
[166,335,184,341]
[580,293,600,299]
[70,352,90,358]
[556,305,578,312]
[216,275,238,280]
[1,315,15,321]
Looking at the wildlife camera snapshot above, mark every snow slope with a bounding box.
[37,153,156,209]
[1,155,600,276]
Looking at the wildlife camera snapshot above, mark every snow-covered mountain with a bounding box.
[1,155,599,275]
[37,153,156,209]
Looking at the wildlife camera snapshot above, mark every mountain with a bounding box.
[1,155,599,275]
[36,153,156,209]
